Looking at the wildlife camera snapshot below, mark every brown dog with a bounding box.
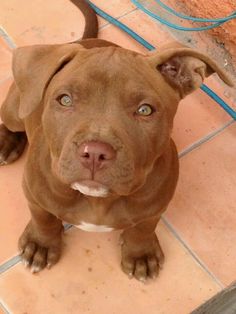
[0,0,233,281]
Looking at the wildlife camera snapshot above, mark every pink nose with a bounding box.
[78,141,116,173]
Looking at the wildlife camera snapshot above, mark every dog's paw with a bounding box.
[19,241,61,273]
[19,224,62,273]
[121,235,164,282]
[0,124,27,166]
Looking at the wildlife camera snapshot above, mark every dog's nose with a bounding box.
[78,141,116,173]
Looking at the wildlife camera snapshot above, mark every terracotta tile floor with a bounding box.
[0,38,12,83]
[0,0,235,313]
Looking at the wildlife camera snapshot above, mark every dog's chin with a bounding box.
[70,180,110,198]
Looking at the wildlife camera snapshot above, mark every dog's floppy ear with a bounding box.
[147,45,233,99]
[12,43,82,119]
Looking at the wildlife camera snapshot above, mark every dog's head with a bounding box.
[13,42,233,197]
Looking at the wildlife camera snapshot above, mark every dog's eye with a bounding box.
[136,104,154,116]
[58,94,72,107]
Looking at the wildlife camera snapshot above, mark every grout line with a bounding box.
[178,119,235,159]
[0,256,21,275]
[54,8,138,43]
[0,27,17,49]
[161,215,225,289]
[99,8,138,30]
[0,301,11,314]
[0,7,138,49]
[63,223,73,231]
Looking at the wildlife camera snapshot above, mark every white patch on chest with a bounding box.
[71,182,109,198]
[75,221,114,232]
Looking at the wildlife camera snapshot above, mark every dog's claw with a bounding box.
[121,234,164,282]
[47,263,52,269]
[0,154,7,165]
[22,260,30,268]
[31,265,41,274]
[18,222,62,274]
[138,276,147,283]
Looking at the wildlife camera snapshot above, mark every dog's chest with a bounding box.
[58,196,131,231]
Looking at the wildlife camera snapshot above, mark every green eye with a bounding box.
[136,104,154,116]
[59,94,72,107]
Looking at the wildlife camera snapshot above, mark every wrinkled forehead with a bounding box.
[51,47,157,91]
[73,47,145,77]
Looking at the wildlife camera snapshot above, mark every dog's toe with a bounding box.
[0,124,27,166]
[122,256,160,282]
[21,241,37,266]
[121,234,164,282]
[0,154,7,165]
[30,247,47,273]
[121,257,134,279]
[147,256,159,279]
[47,246,61,267]
[134,259,148,282]
[20,241,61,273]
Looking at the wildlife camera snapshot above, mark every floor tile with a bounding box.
[99,18,147,54]
[92,0,136,17]
[0,0,135,46]
[172,77,233,152]
[0,305,6,314]
[0,149,29,264]
[165,123,236,286]
[99,9,171,53]
[0,0,85,45]
[0,222,220,314]
[0,77,12,111]
[0,79,29,263]
[0,37,12,83]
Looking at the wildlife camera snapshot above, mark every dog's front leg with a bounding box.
[19,203,63,273]
[120,216,164,282]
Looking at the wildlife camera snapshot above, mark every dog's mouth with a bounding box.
[70,180,110,198]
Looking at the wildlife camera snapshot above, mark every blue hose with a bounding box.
[86,0,236,120]
[201,85,236,119]
[87,2,155,51]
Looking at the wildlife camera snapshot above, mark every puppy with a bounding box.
[0,0,233,281]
